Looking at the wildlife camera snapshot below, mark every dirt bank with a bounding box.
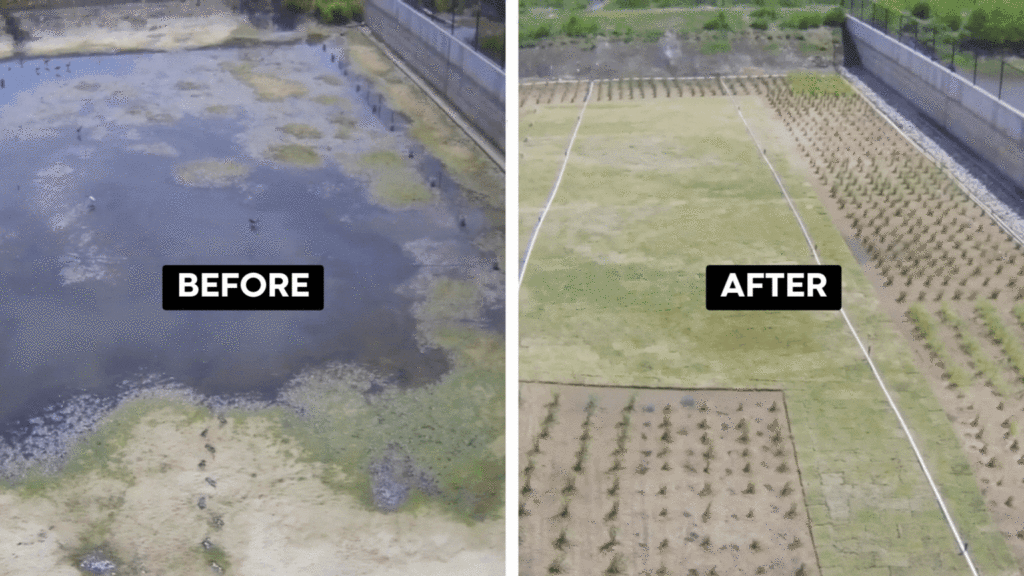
[520,30,841,80]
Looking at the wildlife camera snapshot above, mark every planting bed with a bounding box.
[520,384,818,576]
[764,72,1024,569]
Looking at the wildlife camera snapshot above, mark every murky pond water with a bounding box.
[0,44,500,442]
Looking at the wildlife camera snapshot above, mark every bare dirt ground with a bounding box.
[521,384,818,576]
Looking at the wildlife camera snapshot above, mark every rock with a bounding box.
[201,537,213,550]
[198,496,206,509]
[79,552,117,575]
[198,459,206,469]
[205,443,216,455]
[205,477,216,488]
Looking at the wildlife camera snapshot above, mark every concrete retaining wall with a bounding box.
[364,0,504,152]
[846,16,1024,189]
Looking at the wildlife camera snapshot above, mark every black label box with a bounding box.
[706,265,841,311]
[163,265,325,311]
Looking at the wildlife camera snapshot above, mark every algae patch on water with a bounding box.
[270,144,322,167]
[344,150,432,208]
[222,61,308,102]
[173,158,252,188]
[313,94,344,106]
[316,75,343,87]
[280,124,323,139]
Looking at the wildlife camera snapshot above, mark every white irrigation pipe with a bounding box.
[518,80,594,288]
[718,77,980,576]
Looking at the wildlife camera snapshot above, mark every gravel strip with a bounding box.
[841,66,1024,249]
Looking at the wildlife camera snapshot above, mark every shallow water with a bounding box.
[0,45,500,439]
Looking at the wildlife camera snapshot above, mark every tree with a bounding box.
[965,8,988,40]
[911,1,931,20]
[941,12,962,32]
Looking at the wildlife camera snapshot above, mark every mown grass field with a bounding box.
[519,76,1019,575]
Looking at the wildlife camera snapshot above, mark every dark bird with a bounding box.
[356,84,360,92]
[200,428,208,438]
[322,44,327,52]
[198,496,207,509]
[43,59,49,65]
[371,104,378,114]
[458,215,466,228]
[76,126,82,132]
[429,177,437,188]
[1,79,4,89]
[66,64,70,71]
[249,218,258,233]
[331,53,336,62]
[493,261,500,271]
[198,459,206,469]
[205,477,217,488]
[408,149,414,159]
[205,443,216,455]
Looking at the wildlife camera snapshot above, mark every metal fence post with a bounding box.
[999,56,1005,100]
[973,51,978,85]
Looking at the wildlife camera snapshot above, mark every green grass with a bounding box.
[700,38,733,54]
[521,8,747,43]
[874,0,1021,17]
[977,301,1024,385]
[938,302,1008,395]
[519,82,1017,575]
[787,70,855,96]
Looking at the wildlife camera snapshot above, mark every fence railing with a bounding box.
[846,0,1024,111]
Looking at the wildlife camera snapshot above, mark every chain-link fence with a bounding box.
[845,0,1024,113]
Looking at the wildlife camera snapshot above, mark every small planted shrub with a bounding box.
[704,11,732,31]
[563,15,600,38]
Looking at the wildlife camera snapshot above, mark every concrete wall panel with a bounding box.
[846,16,1024,189]
[364,0,504,151]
